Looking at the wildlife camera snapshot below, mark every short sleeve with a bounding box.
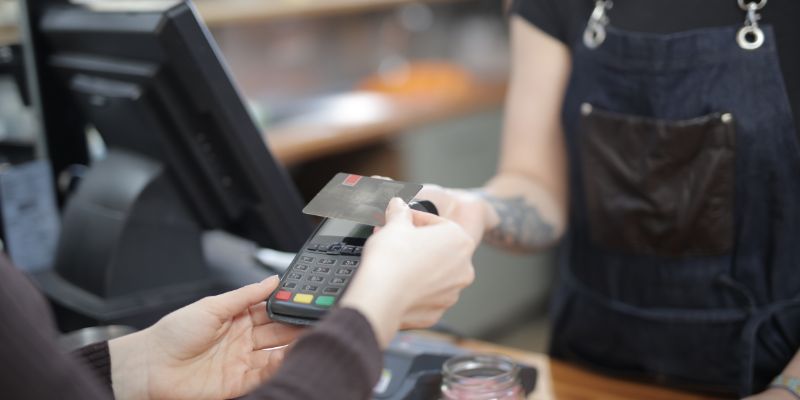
[509,0,568,44]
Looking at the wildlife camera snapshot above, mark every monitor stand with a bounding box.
[32,149,221,331]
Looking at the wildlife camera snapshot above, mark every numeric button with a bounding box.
[323,287,341,295]
[336,268,354,276]
[330,277,347,285]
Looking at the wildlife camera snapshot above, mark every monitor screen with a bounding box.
[20,0,314,328]
[36,0,312,251]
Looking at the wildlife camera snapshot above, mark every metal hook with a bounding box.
[737,1,765,50]
[738,0,767,11]
[583,0,612,49]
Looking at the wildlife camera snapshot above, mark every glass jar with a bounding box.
[440,354,525,400]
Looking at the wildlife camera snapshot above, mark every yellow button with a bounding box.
[293,293,314,304]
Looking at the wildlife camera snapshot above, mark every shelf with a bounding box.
[194,0,464,27]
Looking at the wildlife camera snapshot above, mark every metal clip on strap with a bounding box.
[737,0,766,50]
[583,0,612,49]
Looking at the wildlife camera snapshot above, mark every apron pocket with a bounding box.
[553,289,747,396]
[580,104,736,257]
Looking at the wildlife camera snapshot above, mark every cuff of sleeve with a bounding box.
[262,307,383,400]
[73,341,112,389]
[316,307,383,384]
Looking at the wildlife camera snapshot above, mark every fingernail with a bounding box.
[262,275,279,284]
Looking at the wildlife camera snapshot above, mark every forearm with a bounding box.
[780,348,800,381]
[747,349,800,399]
[477,173,566,252]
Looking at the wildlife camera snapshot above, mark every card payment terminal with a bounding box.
[268,200,437,325]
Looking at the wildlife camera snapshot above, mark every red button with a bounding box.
[275,290,292,301]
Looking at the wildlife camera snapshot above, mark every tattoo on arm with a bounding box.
[478,194,557,250]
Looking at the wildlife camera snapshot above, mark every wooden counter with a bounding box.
[455,337,723,400]
[264,83,507,167]
[0,0,475,44]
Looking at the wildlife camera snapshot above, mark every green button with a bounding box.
[315,295,336,307]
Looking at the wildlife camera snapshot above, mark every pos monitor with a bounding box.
[21,0,312,329]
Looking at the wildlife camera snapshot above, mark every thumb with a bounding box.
[384,197,412,227]
[204,275,279,319]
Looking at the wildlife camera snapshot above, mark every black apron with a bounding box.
[549,1,800,396]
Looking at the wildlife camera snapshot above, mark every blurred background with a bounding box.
[0,0,553,350]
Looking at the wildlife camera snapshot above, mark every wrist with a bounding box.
[465,188,499,234]
[109,329,152,400]
[339,283,403,349]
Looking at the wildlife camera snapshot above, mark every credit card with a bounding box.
[302,173,423,226]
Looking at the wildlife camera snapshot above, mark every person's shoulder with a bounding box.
[509,0,593,46]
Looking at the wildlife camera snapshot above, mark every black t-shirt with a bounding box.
[510,0,800,134]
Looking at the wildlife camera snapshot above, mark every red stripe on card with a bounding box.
[342,174,362,186]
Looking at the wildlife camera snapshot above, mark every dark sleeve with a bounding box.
[247,307,382,400]
[0,255,112,400]
[73,341,113,389]
[510,0,569,43]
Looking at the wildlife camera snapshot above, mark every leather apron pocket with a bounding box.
[580,104,736,257]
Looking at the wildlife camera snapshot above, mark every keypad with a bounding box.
[273,242,364,314]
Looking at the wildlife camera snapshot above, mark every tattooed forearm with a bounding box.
[478,193,557,251]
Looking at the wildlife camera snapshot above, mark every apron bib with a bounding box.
[549,1,800,396]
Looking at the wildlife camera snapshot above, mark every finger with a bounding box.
[242,348,286,391]
[248,302,271,326]
[410,209,446,227]
[249,347,288,380]
[204,276,280,319]
[384,197,412,227]
[252,323,304,350]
